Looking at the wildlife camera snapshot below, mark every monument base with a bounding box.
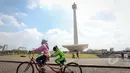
[62,44,88,52]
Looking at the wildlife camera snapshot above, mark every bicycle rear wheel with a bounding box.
[16,62,34,73]
[63,62,82,73]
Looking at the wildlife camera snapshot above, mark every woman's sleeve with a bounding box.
[32,46,43,53]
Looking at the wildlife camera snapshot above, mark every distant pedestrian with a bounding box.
[76,51,79,59]
[121,52,124,59]
[72,52,75,59]
[127,52,130,59]
[28,50,31,54]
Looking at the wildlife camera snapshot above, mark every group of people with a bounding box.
[31,39,66,70]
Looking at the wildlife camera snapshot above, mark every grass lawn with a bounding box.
[7,53,99,58]
[65,53,99,58]
[7,54,41,58]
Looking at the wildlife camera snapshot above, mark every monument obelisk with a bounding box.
[72,3,78,45]
[62,3,88,52]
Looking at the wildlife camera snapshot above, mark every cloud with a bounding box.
[24,0,130,51]
[15,12,27,16]
[0,28,43,50]
[0,13,27,27]
[27,3,37,9]
[44,28,73,47]
[0,20,4,25]
[90,11,116,21]
[0,28,71,51]
[0,27,129,51]
[27,0,39,9]
[1,0,130,51]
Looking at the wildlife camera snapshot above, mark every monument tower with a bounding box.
[62,3,88,52]
[72,3,78,45]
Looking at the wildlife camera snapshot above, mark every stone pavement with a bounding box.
[0,56,130,73]
[1,56,130,67]
[0,62,130,73]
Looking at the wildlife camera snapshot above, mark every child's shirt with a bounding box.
[52,49,65,58]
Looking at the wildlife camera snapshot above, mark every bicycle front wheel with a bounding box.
[63,62,82,73]
[16,62,34,73]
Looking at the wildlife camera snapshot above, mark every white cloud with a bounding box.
[20,22,27,27]
[0,13,27,27]
[27,0,39,9]
[44,28,73,47]
[15,12,27,16]
[0,28,43,50]
[0,26,129,51]
[0,28,71,51]
[0,15,4,25]
[28,3,37,9]
[0,20,4,25]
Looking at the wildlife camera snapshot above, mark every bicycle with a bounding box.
[16,53,82,73]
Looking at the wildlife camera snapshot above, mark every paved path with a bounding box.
[0,62,130,73]
[0,56,130,67]
[0,56,130,73]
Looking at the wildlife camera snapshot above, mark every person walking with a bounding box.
[121,52,124,59]
[76,50,79,59]
[72,52,75,59]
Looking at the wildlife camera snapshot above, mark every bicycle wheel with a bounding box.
[16,62,34,73]
[63,62,82,73]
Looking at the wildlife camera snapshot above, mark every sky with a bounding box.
[0,0,130,51]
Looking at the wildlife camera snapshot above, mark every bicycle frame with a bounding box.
[45,63,61,73]
[28,57,40,72]
[28,56,61,73]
